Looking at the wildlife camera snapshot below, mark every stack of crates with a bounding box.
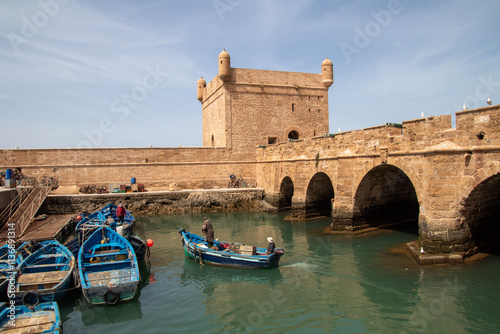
[239,245,256,255]
[109,183,121,193]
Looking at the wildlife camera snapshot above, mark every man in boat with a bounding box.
[266,237,276,254]
[116,203,126,223]
[202,217,215,247]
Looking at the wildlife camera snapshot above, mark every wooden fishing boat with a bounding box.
[0,301,62,333]
[99,203,135,230]
[14,240,75,307]
[179,229,284,269]
[0,244,15,301]
[78,226,139,305]
[75,210,106,233]
[70,204,146,261]
[0,242,43,301]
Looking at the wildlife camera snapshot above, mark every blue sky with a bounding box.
[1,0,499,149]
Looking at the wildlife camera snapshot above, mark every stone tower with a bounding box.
[218,48,231,82]
[197,49,333,154]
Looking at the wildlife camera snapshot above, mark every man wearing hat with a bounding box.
[266,237,276,254]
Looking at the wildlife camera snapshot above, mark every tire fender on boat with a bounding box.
[22,290,40,308]
[104,288,119,305]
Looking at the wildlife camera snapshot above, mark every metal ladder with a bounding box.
[0,177,57,239]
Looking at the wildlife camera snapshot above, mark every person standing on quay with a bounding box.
[202,217,215,248]
[116,203,126,223]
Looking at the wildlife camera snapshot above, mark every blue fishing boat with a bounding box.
[0,244,15,301]
[99,203,135,230]
[78,226,140,305]
[0,241,44,301]
[70,204,147,261]
[14,240,75,307]
[75,210,106,233]
[179,229,284,269]
[0,301,62,333]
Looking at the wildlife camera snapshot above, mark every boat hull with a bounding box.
[82,278,138,305]
[180,229,283,269]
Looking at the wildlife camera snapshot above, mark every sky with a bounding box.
[1,0,499,149]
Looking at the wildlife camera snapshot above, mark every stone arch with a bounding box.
[460,161,500,206]
[305,172,334,217]
[459,161,500,253]
[353,163,419,233]
[352,159,423,207]
[278,176,294,211]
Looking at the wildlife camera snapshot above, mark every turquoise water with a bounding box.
[59,212,500,333]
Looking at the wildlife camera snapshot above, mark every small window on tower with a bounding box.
[292,103,295,111]
[288,131,299,140]
[268,137,277,145]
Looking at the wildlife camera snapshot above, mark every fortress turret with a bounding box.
[197,76,206,102]
[218,48,231,82]
[321,57,333,88]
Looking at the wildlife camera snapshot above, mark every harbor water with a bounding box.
[59,212,500,333]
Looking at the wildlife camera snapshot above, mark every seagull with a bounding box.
[338,127,341,133]
[463,104,468,111]
[421,111,424,118]
[487,96,492,105]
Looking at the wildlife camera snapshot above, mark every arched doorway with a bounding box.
[278,177,294,211]
[305,172,334,217]
[354,164,419,233]
[461,173,500,254]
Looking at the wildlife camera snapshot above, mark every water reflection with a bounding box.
[73,294,143,326]
[59,260,151,331]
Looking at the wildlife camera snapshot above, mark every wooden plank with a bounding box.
[18,271,69,284]
[1,315,55,334]
[0,214,73,243]
[24,263,70,268]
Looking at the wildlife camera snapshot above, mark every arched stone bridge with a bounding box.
[256,105,500,255]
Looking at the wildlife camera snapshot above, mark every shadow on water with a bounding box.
[180,256,285,295]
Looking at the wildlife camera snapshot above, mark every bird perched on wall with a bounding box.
[487,96,492,105]
[463,104,468,110]
[421,111,425,118]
